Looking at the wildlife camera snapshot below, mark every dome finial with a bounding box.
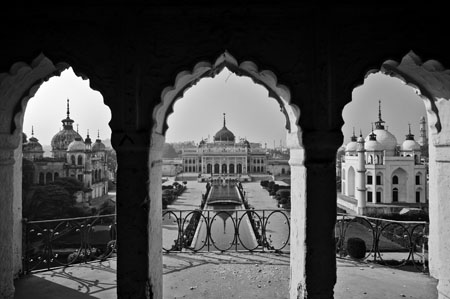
[76,124,79,133]
[31,125,34,136]
[406,123,415,140]
[67,98,70,118]
[223,113,226,127]
[97,129,100,139]
[87,129,90,137]
[375,100,386,129]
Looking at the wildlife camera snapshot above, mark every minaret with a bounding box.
[356,132,367,215]
[419,116,427,147]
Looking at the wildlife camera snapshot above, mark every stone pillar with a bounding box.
[112,130,155,299]
[429,142,450,299]
[290,131,340,298]
[0,141,22,299]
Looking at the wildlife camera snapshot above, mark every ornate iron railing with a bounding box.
[335,213,428,272]
[162,209,291,253]
[22,211,429,273]
[22,214,117,274]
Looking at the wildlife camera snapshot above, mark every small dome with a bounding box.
[345,141,357,152]
[92,139,106,151]
[365,129,397,153]
[365,139,383,151]
[67,137,86,151]
[23,136,43,153]
[401,139,421,151]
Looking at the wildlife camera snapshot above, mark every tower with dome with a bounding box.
[339,101,428,215]
[22,99,110,201]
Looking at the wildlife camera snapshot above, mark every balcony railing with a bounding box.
[21,211,429,274]
[335,213,428,272]
[162,209,291,253]
[22,214,117,274]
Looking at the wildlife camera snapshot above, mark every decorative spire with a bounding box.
[406,123,415,140]
[31,125,34,136]
[350,127,357,141]
[76,124,79,133]
[67,98,70,118]
[223,113,226,127]
[61,98,74,130]
[374,100,386,129]
[97,129,100,139]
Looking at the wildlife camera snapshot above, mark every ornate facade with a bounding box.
[181,114,268,178]
[22,99,109,200]
[341,102,428,213]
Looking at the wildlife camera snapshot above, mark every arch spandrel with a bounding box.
[152,51,302,150]
[381,51,450,140]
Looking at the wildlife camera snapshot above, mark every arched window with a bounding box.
[77,155,83,165]
[207,164,212,174]
[257,166,260,172]
[71,155,76,165]
[392,188,399,202]
[54,172,59,179]
[375,155,380,164]
[368,155,373,164]
[282,168,286,175]
[221,164,227,174]
[237,164,242,174]
[46,172,52,184]
[39,172,45,185]
[229,164,235,174]
[214,163,220,174]
[392,175,398,184]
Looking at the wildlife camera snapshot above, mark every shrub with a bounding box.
[346,237,366,259]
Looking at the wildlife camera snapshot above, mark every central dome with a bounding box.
[365,129,397,155]
[214,126,235,142]
[213,113,235,143]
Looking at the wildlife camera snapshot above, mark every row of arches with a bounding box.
[69,154,84,166]
[206,163,243,174]
[38,172,59,185]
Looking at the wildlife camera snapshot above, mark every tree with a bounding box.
[50,177,85,197]
[162,143,179,158]
[23,185,73,220]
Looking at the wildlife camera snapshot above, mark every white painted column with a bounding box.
[289,147,306,298]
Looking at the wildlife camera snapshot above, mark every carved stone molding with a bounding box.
[381,51,449,135]
[152,51,302,149]
[0,54,68,142]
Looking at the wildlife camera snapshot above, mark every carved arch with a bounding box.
[152,51,302,149]
[0,53,111,148]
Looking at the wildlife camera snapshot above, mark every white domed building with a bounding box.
[181,113,271,181]
[340,103,428,215]
[22,99,110,201]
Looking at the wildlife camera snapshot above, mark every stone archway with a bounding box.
[0,54,114,298]
[344,50,450,298]
[150,52,305,298]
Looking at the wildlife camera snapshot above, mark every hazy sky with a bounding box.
[23,67,427,148]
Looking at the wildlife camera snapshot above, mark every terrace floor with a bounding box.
[14,252,438,299]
